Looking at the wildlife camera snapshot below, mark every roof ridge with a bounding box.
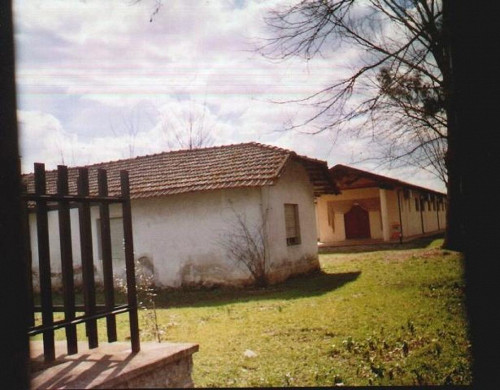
[22,142,337,197]
[245,142,329,165]
[85,142,261,169]
[21,142,291,175]
[331,164,446,195]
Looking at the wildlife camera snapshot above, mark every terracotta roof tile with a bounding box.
[22,142,338,198]
[330,164,446,196]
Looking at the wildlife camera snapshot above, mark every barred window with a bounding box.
[284,204,301,246]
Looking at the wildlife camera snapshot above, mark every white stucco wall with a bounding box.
[29,160,321,289]
[261,161,320,283]
[130,187,264,288]
[29,208,86,291]
[398,190,446,238]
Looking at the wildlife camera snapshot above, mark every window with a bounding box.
[415,198,419,211]
[284,204,301,246]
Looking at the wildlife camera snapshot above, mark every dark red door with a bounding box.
[344,205,371,239]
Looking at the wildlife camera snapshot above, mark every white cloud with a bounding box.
[18,110,77,172]
[13,0,446,193]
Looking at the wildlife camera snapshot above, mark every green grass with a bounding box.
[37,237,472,386]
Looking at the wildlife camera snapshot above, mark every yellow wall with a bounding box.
[316,188,382,243]
[316,187,446,244]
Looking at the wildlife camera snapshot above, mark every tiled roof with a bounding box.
[330,164,446,197]
[22,142,338,199]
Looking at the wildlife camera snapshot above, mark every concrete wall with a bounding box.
[398,190,447,238]
[29,160,320,289]
[130,186,263,288]
[316,187,446,244]
[316,188,382,243]
[263,160,320,283]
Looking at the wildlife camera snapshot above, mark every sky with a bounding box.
[13,0,446,193]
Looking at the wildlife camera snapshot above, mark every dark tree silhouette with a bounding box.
[259,0,465,250]
[0,1,31,388]
[448,1,500,387]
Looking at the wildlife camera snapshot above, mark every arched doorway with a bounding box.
[344,204,371,239]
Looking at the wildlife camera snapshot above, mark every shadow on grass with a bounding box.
[152,270,361,309]
[319,233,445,255]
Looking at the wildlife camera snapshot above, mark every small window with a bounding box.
[428,200,431,211]
[415,198,419,211]
[284,204,301,246]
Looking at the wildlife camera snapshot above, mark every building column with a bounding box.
[379,188,391,241]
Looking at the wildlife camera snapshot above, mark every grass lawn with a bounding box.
[44,236,472,386]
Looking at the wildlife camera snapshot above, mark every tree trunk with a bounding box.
[448,0,500,387]
[441,0,464,252]
[442,110,464,252]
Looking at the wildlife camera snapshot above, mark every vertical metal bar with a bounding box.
[57,165,78,355]
[20,183,35,328]
[98,169,117,342]
[34,163,55,362]
[77,168,98,349]
[121,170,140,353]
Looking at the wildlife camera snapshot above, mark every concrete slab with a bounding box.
[30,341,199,389]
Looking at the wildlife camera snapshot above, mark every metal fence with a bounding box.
[22,163,140,362]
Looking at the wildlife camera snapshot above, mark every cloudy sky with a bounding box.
[13,0,446,192]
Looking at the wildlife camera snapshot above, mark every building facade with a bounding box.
[316,165,446,245]
[25,143,337,289]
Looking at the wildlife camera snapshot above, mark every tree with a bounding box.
[160,101,215,151]
[447,2,500,387]
[110,103,156,158]
[260,0,463,250]
[218,204,269,287]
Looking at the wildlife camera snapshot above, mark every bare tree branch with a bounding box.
[259,0,448,183]
[218,203,269,287]
[160,100,215,151]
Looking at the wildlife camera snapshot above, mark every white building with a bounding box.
[316,165,447,246]
[25,143,337,289]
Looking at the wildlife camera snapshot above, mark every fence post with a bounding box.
[57,165,78,354]
[77,168,98,349]
[98,168,117,342]
[121,170,140,353]
[20,182,35,329]
[34,163,55,362]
